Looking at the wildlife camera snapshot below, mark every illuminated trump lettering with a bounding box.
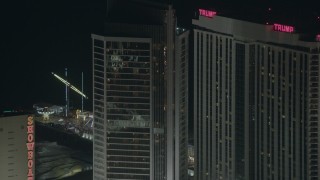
[273,23,294,33]
[199,9,217,18]
[27,115,34,180]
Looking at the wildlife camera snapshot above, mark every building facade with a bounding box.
[0,114,35,180]
[308,50,320,180]
[92,36,153,180]
[175,29,190,180]
[92,1,188,179]
[192,10,320,180]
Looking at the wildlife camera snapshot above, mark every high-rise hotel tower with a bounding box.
[193,9,320,180]
[92,1,188,180]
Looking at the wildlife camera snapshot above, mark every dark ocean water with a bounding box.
[35,141,92,180]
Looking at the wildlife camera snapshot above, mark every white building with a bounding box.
[193,9,320,180]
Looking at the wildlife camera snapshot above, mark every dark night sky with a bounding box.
[1,0,106,110]
[1,0,319,111]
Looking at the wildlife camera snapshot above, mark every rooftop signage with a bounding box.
[199,9,216,18]
[273,23,294,33]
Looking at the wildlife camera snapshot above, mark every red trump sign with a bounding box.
[199,9,217,18]
[273,23,294,33]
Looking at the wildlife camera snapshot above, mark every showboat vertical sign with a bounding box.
[27,115,35,180]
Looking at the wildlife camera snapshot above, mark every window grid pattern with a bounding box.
[93,37,152,180]
[194,30,235,180]
[105,41,151,180]
[254,45,307,180]
[93,38,106,179]
[307,53,319,180]
[176,33,189,180]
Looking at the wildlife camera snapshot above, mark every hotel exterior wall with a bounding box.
[193,29,238,180]
[92,35,152,180]
[192,16,320,48]
[175,30,189,180]
[93,4,188,179]
[251,44,309,180]
[307,51,320,180]
[0,115,35,180]
[193,13,320,180]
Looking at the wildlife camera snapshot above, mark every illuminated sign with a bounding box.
[273,23,294,33]
[316,34,320,41]
[27,115,34,180]
[199,9,216,18]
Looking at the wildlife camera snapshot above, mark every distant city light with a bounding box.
[316,34,320,41]
[199,9,217,18]
[273,23,294,33]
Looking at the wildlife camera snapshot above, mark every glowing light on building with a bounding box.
[199,9,216,18]
[273,23,294,33]
[27,115,34,180]
[316,34,320,41]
